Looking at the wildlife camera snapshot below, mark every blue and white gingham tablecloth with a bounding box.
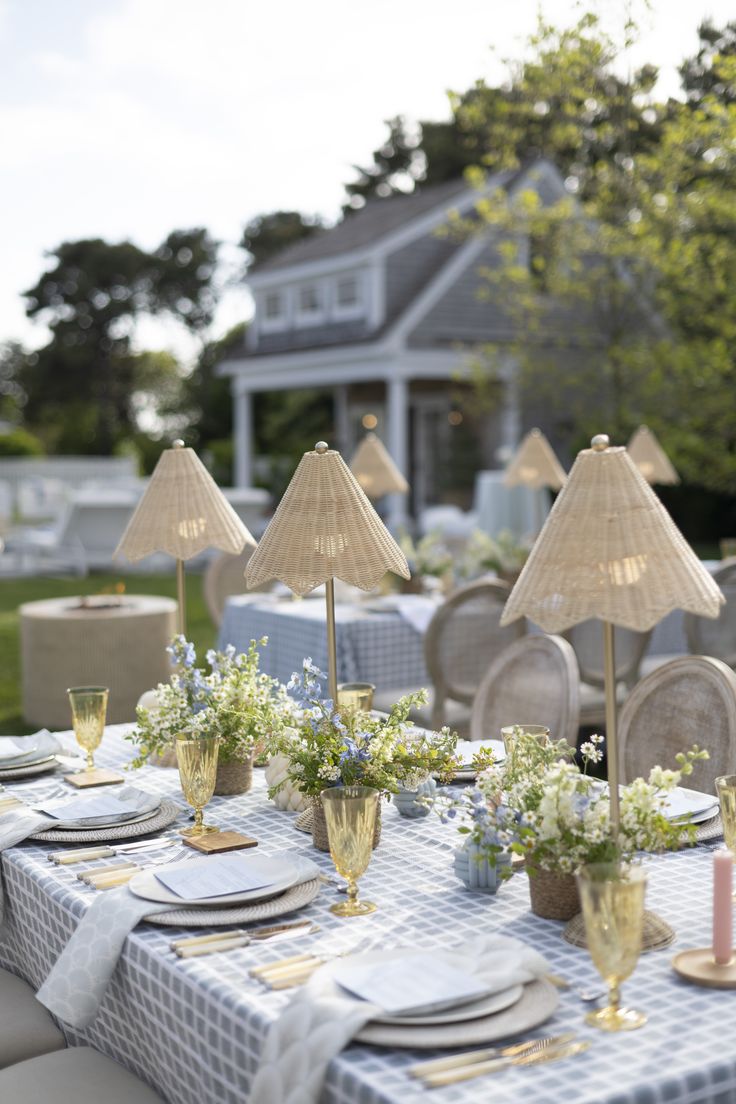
[0,726,734,1104]
[219,596,428,692]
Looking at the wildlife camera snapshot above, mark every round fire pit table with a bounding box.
[20,595,177,728]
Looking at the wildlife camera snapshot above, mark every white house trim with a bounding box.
[246,183,487,290]
[383,232,491,349]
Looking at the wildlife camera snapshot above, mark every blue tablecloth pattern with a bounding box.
[219,597,428,691]
[0,727,733,1104]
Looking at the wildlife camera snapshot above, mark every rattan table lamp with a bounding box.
[504,428,566,534]
[114,441,256,636]
[627,425,680,486]
[500,434,723,831]
[349,433,409,499]
[504,428,567,491]
[246,441,410,701]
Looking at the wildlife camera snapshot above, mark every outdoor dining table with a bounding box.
[218,594,430,689]
[0,726,734,1103]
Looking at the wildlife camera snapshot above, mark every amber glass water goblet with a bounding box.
[321,786,379,916]
[577,862,647,1031]
[67,686,109,772]
[176,734,220,837]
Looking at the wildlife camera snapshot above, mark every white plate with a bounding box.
[32,785,160,829]
[356,978,557,1048]
[665,786,719,824]
[457,740,505,769]
[0,732,61,768]
[128,852,305,908]
[373,983,524,1026]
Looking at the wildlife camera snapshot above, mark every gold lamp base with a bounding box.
[672,947,736,989]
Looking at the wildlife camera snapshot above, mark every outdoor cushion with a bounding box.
[0,1046,167,1103]
[0,967,65,1068]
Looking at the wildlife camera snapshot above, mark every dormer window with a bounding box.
[333,272,364,319]
[264,292,283,319]
[298,285,322,314]
[336,276,359,307]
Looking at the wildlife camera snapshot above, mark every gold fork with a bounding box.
[421,1039,590,1088]
[409,1032,576,1079]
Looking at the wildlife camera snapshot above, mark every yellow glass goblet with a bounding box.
[577,862,647,1031]
[501,725,550,773]
[715,775,736,853]
[67,686,109,772]
[321,786,378,917]
[176,734,220,837]
[337,683,376,713]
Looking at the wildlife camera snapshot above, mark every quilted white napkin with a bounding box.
[37,851,320,1028]
[248,934,550,1104]
[0,808,59,926]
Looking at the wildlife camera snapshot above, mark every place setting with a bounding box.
[36,844,323,1030]
[0,730,65,781]
[246,931,567,1104]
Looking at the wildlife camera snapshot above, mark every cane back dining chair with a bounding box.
[618,655,736,792]
[564,619,653,728]
[469,633,581,749]
[373,579,525,735]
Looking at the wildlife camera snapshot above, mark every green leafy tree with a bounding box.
[679,20,736,105]
[457,16,736,496]
[240,211,325,268]
[21,230,219,454]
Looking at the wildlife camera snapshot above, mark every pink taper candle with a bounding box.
[713,850,733,966]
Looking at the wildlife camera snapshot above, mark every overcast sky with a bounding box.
[1,0,733,360]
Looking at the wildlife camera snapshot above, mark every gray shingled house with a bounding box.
[220,159,571,526]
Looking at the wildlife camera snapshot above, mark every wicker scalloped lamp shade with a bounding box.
[500,440,723,634]
[627,425,680,486]
[349,433,409,498]
[246,444,410,596]
[114,445,255,563]
[504,429,567,491]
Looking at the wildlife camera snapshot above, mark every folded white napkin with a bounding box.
[37,851,320,1028]
[391,595,440,635]
[0,808,60,927]
[248,934,549,1104]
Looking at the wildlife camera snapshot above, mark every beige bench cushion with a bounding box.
[0,1047,167,1103]
[0,969,65,1068]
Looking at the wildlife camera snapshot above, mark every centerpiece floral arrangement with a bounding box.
[457,529,533,584]
[129,635,292,792]
[269,659,458,800]
[441,727,707,916]
[396,531,455,592]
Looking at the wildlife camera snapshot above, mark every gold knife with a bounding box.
[409,1032,576,1079]
[422,1039,590,1087]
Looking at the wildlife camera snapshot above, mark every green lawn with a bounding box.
[0,572,217,735]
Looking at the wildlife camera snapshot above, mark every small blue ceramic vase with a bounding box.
[453,836,510,894]
[392,776,437,818]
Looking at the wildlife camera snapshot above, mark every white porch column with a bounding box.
[386,375,409,531]
[333,384,350,456]
[233,385,253,487]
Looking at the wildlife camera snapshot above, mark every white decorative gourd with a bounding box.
[264,754,310,812]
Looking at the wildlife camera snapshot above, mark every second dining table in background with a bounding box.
[218,593,430,689]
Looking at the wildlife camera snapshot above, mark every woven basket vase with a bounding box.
[528,867,580,921]
[311,798,382,853]
[214,756,254,797]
